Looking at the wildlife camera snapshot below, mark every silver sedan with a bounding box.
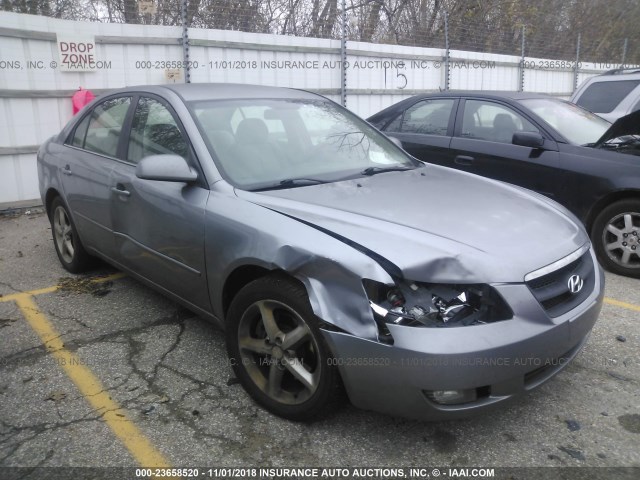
[38,84,604,420]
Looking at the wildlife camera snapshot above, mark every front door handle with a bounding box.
[111,184,131,197]
[62,165,72,176]
[454,155,475,166]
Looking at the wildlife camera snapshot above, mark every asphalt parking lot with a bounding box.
[1,210,639,477]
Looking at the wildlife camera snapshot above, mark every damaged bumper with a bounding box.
[321,258,604,421]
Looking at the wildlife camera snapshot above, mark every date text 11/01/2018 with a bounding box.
[133,60,412,70]
[134,467,497,478]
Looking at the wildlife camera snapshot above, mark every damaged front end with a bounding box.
[363,279,513,343]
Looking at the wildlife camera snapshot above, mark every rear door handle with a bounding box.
[454,155,475,166]
[62,165,72,176]
[111,184,131,197]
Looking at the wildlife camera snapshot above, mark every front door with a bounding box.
[450,99,560,199]
[110,95,210,311]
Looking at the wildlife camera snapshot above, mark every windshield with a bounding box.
[519,98,611,145]
[190,98,416,190]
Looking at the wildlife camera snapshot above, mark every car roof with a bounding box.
[109,83,323,102]
[411,90,553,101]
[595,68,640,78]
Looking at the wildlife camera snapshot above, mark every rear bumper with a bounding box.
[321,261,604,421]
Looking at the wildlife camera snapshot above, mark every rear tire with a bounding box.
[225,274,342,421]
[592,199,640,278]
[50,197,93,273]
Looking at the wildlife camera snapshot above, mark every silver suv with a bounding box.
[571,68,640,122]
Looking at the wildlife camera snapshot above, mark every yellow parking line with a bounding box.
[0,273,125,303]
[604,297,640,312]
[13,293,171,468]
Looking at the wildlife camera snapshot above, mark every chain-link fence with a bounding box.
[4,0,637,65]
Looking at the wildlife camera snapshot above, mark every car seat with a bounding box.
[493,113,517,143]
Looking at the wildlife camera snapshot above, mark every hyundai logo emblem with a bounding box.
[567,275,584,294]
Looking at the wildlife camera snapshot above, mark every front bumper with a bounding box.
[321,257,604,421]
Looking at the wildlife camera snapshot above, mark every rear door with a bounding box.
[110,95,210,311]
[449,98,561,198]
[60,96,132,258]
[383,98,458,165]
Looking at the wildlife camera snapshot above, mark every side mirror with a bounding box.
[388,136,404,149]
[512,131,545,149]
[135,155,198,183]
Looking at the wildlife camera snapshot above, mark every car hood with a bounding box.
[594,109,640,146]
[236,166,588,283]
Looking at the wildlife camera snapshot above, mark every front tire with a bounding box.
[225,274,342,421]
[50,197,93,273]
[592,199,640,278]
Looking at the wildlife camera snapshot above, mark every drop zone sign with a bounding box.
[57,36,97,71]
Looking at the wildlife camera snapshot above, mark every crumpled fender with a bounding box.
[204,188,393,340]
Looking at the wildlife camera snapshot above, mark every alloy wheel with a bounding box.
[237,299,321,405]
[53,205,75,264]
[602,211,640,269]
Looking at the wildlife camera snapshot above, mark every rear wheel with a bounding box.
[592,199,640,278]
[225,274,342,421]
[50,197,93,273]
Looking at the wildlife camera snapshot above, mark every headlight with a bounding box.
[364,279,513,330]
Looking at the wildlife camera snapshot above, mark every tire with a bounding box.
[592,199,640,278]
[50,197,93,273]
[225,274,343,421]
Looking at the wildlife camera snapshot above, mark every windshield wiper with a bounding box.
[252,178,328,192]
[360,166,414,176]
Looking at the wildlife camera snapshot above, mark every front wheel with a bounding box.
[50,197,93,273]
[592,199,640,278]
[225,274,342,421]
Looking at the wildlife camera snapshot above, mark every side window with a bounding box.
[384,113,402,132]
[84,97,131,157]
[461,100,538,144]
[127,97,189,164]
[399,99,454,135]
[71,114,91,147]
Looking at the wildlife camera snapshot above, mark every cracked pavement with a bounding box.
[0,211,639,471]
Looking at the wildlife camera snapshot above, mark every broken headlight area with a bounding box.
[364,280,513,339]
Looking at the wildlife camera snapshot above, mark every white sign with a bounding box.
[138,0,157,15]
[165,68,183,83]
[57,35,97,71]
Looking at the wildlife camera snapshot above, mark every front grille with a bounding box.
[526,251,594,317]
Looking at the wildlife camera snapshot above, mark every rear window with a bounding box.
[576,80,640,113]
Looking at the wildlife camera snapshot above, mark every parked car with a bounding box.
[368,92,640,278]
[38,84,603,421]
[571,68,640,122]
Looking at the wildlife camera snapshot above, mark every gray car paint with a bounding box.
[38,83,604,420]
[236,167,588,283]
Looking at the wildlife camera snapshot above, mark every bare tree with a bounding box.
[1,0,637,62]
